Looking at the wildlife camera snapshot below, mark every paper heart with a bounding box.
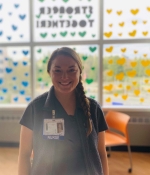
[118,33,122,36]
[2,88,8,93]
[20,90,25,95]
[13,86,17,90]
[12,25,18,31]
[106,46,113,53]
[37,49,42,53]
[7,36,11,40]
[129,30,136,37]
[106,97,111,103]
[86,14,91,19]
[90,95,95,99]
[68,15,72,18]
[117,57,126,65]
[36,14,41,18]
[22,81,29,87]
[89,47,97,52]
[141,60,149,67]
[22,50,29,56]
[79,31,86,37]
[107,70,113,76]
[144,79,149,83]
[134,90,140,96]
[109,24,113,27]
[19,14,26,20]
[22,61,27,66]
[70,32,75,36]
[8,12,12,15]
[116,72,124,80]
[143,21,147,24]
[60,31,67,37]
[82,56,88,61]
[119,22,124,27]
[0,4,2,10]
[91,67,95,70]
[104,32,112,38]
[130,61,137,67]
[40,33,47,38]
[134,50,138,54]
[0,19,3,23]
[121,48,126,52]
[63,0,69,2]
[140,98,144,102]
[107,9,112,14]
[104,84,113,91]
[38,77,42,82]
[117,11,122,15]
[142,31,148,36]
[5,67,13,73]
[132,20,137,25]
[14,97,18,102]
[13,62,18,66]
[39,0,45,2]
[14,4,19,8]
[145,69,150,76]
[92,34,95,37]
[130,9,139,15]
[143,54,147,57]
[147,89,150,93]
[85,79,93,84]
[51,33,56,37]
[132,81,137,86]
[0,78,3,84]
[108,59,113,64]
[20,34,23,38]
[0,50,3,54]
[122,95,128,100]
[147,7,150,11]
[0,96,4,101]
[25,97,31,102]
[114,93,118,97]
[12,77,16,80]
[127,70,136,77]
[126,85,131,90]
[0,31,3,36]
[24,73,29,76]
[118,84,123,88]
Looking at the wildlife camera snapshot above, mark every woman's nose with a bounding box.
[61,71,68,79]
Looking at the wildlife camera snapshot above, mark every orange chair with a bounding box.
[105,111,132,173]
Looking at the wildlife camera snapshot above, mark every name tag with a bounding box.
[43,118,65,140]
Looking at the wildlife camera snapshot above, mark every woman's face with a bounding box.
[49,55,80,95]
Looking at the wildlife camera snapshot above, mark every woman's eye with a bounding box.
[69,69,76,72]
[54,70,61,73]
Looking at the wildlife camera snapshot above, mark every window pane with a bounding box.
[0,0,30,43]
[35,45,99,100]
[33,0,99,41]
[104,0,150,39]
[103,44,150,107]
[0,47,31,104]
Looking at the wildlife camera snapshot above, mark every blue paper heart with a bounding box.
[24,72,29,76]
[13,97,18,102]
[8,12,12,15]
[13,86,17,90]
[25,97,31,102]
[12,25,18,31]
[22,81,28,87]
[0,31,3,36]
[2,88,8,93]
[5,67,13,73]
[19,14,26,20]
[20,90,25,95]
[0,19,2,23]
[7,36,11,40]
[14,4,19,8]
[0,96,4,101]
[5,57,8,61]
[22,50,29,56]
[0,4,2,10]
[0,50,3,54]
[12,76,16,80]
[13,62,18,66]
[20,34,23,38]
[22,61,27,66]
[0,78,3,84]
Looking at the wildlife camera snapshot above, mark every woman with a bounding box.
[18,47,109,175]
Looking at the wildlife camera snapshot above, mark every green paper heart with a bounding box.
[60,31,67,37]
[43,59,47,64]
[63,0,69,2]
[92,34,95,37]
[39,0,44,2]
[86,14,91,19]
[91,67,95,70]
[37,49,42,53]
[40,33,47,38]
[45,82,49,86]
[49,15,53,18]
[70,32,75,36]
[79,31,86,37]
[68,15,72,18]
[82,56,88,61]
[90,95,95,99]
[51,33,56,38]
[89,47,97,52]
[36,14,41,19]
[38,78,42,82]
[39,69,43,72]
[59,15,63,18]
[73,48,76,50]
[86,79,93,84]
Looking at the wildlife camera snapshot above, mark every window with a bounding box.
[0,0,150,109]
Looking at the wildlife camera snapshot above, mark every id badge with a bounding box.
[43,118,65,140]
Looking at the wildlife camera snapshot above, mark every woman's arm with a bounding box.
[18,126,33,175]
[98,131,109,175]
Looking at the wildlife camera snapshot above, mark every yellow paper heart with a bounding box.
[145,69,150,76]
[106,46,113,53]
[148,89,150,93]
[126,85,131,90]
[108,59,113,64]
[132,20,137,25]
[122,95,128,100]
[131,9,139,15]
[127,70,137,77]
[117,11,122,15]
[143,31,148,36]
[118,84,123,88]
[147,7,150,11]
[132,81,137,86]
[121,48,126,53]
[117,57,126,65]
[109,24,113,27]
[143,54,147,57]
[134,50,138,54]
[118,33,122,36]
[104,32,112,38]
[143,21,147,24]
[114,93,118,97]
[107,70,113,76]
[104,84,113,91]
[140,98,144,102]
[134,90,140,96]
[119,22,124,27]
[107,9,112,14]
[106,97,111,103]
[116,72,124,80]
[130,61,137,67]
[129,30,136,37]
[145,79,149,83]
[141,60,150,67]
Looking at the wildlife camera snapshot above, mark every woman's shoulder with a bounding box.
[88,97,102,109]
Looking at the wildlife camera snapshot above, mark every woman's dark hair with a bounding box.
[47,47,92,136]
